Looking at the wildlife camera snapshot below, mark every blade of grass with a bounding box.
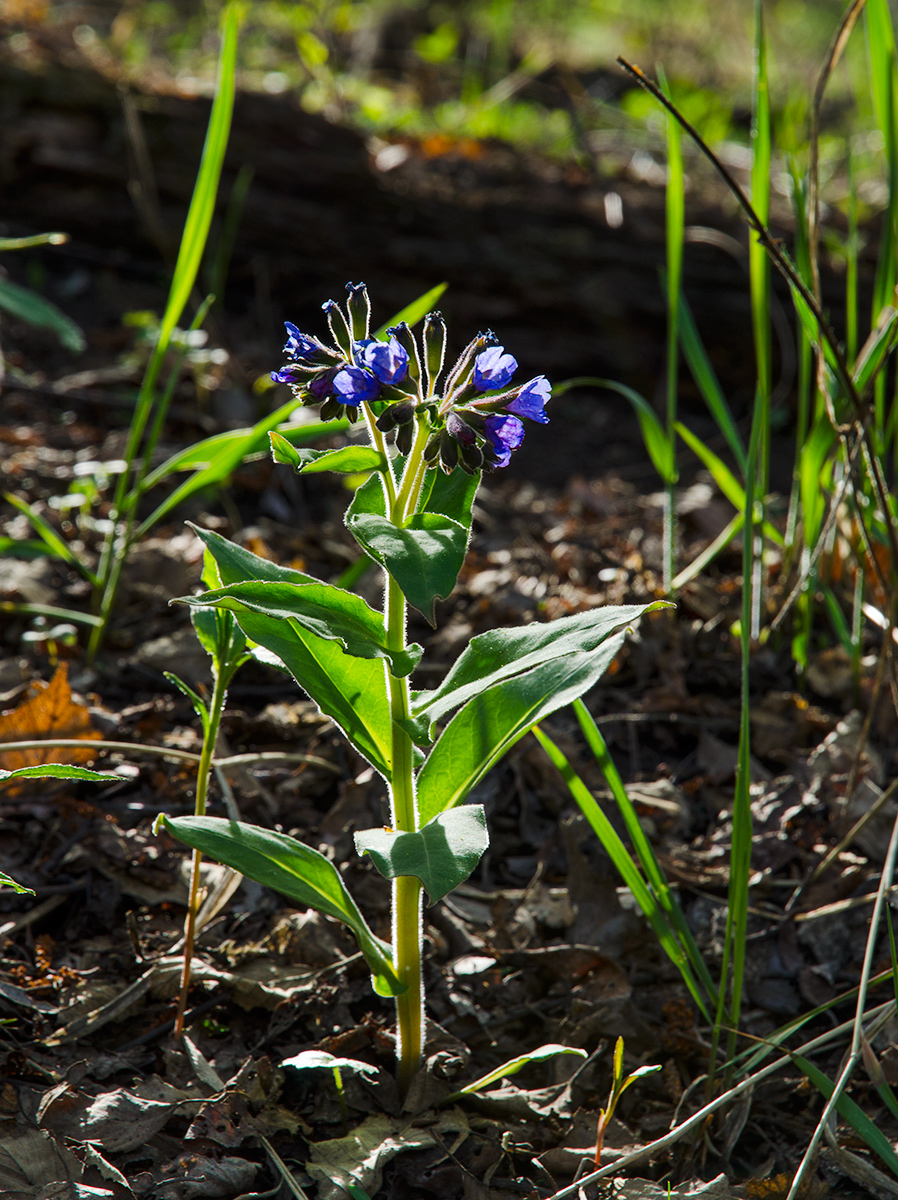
[749,0,772,641]
[532,723,713,1021]
[3,493,99,587]
[90,3,241,659]
[674,421,784,547]
[571,699,721,1013]
[677,295,746,473]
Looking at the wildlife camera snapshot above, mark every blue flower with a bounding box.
[474,346,517,392]
[332,365,382,405]
[506,375,550,423]
[354,336,409,385]
[283,322,329,362]
[484,414,525,468]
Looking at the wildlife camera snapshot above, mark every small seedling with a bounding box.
[595,1037,661,1166]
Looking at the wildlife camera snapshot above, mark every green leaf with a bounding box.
[165,672,210,730]
[601,380,675,483]
[445,1044,588,1100]
[0,870,35,895]
[134,396,314,538]
[346,512,467,625]
[192,527,392,780]
[416,632,631,824]
[794,1054,898,1178]
[675,421,785,547]
[0,277,85,352]
[354,806,488,903]
[418,464,479,530]
[156,814,404,997]
[3,492,99,586]
[412,604,665,731]
[270,433,386,476]
[532,721,715,1023]
[0,765,119,783]
[853,305,898,397]
[281,1050,379,1077]
[678,296,747,472]
[181,579,421,678]
[140,419,341,493]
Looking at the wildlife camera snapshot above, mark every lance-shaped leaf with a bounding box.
[192,526,392,780]
[156,814,404,998]
[177,580,422,678]
[412,603,665,734]
[0,765,119,783]
[270,432,387,476]
[416,633,629,824]
[0,870,35,895]
[445,1044,588,1101]
[354,806,488,903]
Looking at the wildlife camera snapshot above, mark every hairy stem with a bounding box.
[378,411,432,1090]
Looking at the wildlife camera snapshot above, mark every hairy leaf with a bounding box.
[156,815,403,997]
[355,807,488,902]
[416,631,630,823]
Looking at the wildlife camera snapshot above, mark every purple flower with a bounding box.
[332,365,382,405]
[484,414,525,468]
[354,337,409,384]
[308,367,338,401]
[506,375,550,423]
[283,321,325,360]
[271,363,309,385]
[474,345,517,392]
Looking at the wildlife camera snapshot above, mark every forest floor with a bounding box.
[1,30,897,1200]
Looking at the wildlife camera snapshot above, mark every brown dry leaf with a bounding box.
[0,664,100,773]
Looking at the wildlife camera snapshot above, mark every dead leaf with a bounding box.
[37,1078,199,1153]
[0,1125,84,1196]
[306,1112,468,1200]
[0,664,100,777]
[152,1152,258,1200]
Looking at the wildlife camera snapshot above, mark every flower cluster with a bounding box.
[272,282,550,472]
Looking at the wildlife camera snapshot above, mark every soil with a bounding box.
[1,26,896,1200]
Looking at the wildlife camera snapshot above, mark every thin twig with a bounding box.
[785,801,898,1200]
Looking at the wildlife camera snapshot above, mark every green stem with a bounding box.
[174,667,228,1036]
[373,409,432,1091]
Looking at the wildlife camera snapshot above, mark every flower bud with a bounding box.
[439,429,459,472]
[345,282,371,341]
[423,311,447,395]
[459,440,484,473]
[395,421,414,456]
[375,401,416,432]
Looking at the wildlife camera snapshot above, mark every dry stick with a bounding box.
[807,0,868,304]
[0,737,332,771]
[786,801,898,1200]
[616,57,898,576]
[544,998,896,1200]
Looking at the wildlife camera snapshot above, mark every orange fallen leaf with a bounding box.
[0,663,101,773]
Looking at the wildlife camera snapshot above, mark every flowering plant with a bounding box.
[155,284,662,1092]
